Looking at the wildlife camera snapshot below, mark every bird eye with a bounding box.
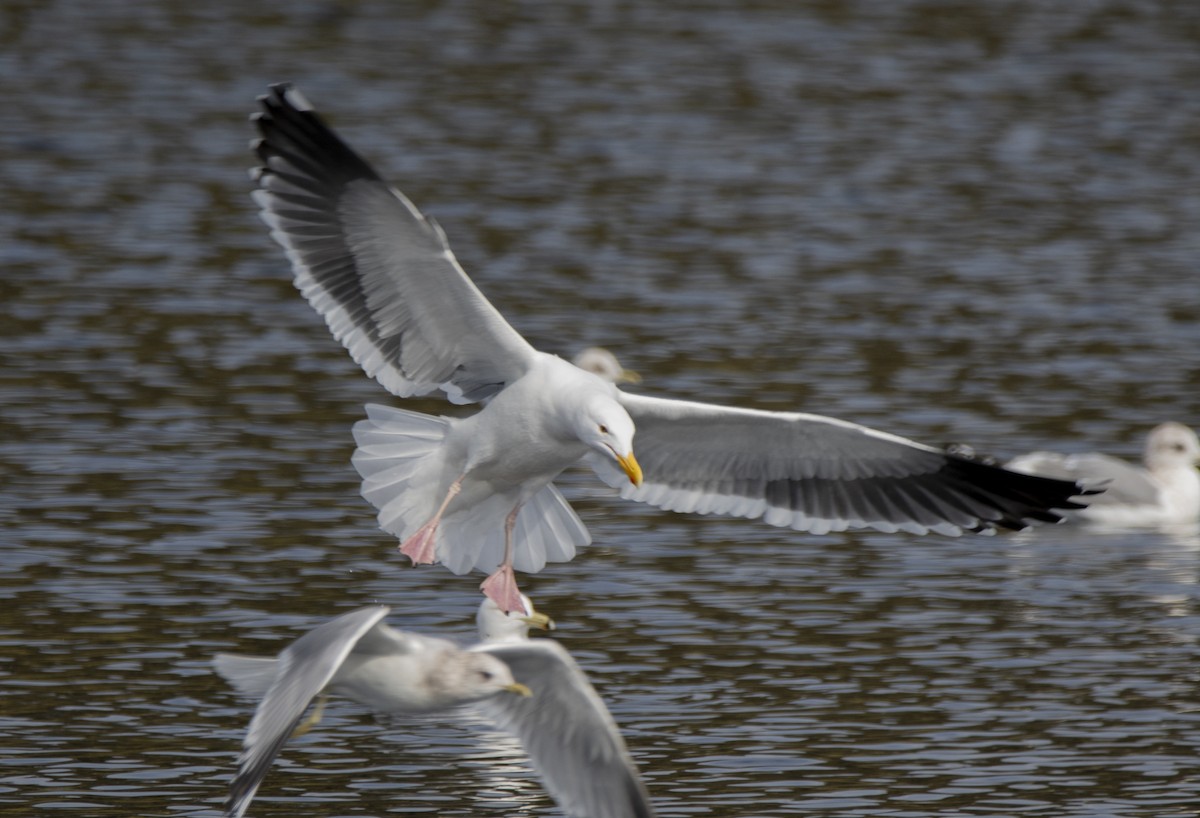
[478,670,494,682]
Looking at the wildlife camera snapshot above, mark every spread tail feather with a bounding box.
[213,653,278,698]
[353,402,453,544]
[441,483,589,574]
[513,482,590,569]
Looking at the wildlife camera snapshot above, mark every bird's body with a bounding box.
[213,606,529,818]
[1007,422,1200,528]
[214,611,509,713]
[326,637,478,712]
[448,355,608,494]
[354,354,633,604]
[215,600,653,818]
[251,84,1092,613]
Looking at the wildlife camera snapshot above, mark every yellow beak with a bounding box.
[616,451,643,487]
[505,682,533,698]
[521,612,555,631]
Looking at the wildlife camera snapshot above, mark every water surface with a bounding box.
[3,1,1200,816]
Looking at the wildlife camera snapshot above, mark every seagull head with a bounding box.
[1145,422,1200,470]
[454,652,532,700]
[577,396,642,487]
[477,594,555,643]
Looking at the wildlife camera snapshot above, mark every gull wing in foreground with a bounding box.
[593,393,1092,536]
[476,640,655,818]
[252,84,538,404]
[217,606,393,818]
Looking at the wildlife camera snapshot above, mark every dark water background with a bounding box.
[3,1,1200,816]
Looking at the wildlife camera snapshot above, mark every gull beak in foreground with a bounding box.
[616,451,643,487]
[506,682,534,698]
[522,611,556,631]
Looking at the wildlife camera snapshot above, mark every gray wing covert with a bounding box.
[595,393,1091,536]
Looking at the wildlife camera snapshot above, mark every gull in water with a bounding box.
[214,599,653,818]
[573,347,642,384]
[250,83,1092,612]
[1006,422,1200,528]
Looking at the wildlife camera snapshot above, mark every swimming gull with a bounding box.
[214,600,654,818]
[477,591,555,642]
[1006,422,1200,527]
[250,83,1093,612]
[573,347,642,384]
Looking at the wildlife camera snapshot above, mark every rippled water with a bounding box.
[3,1,1200,816]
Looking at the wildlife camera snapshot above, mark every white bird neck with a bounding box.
[1156,464,1200,521]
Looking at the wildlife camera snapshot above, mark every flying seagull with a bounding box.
[249,83,1092,612]
[214,599,653,818]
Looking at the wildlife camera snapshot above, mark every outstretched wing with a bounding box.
[476,640,654,818]
[592,392,1091,536]
[251,83,538,404]
[223,606,392,818]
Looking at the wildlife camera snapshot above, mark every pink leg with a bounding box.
[479,504,526,614]
[400,477,462,566]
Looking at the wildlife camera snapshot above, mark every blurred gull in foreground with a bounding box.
[1006,422,1200,528]
[214,598,653,818]
[250,83,1093,613]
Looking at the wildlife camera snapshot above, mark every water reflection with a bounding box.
[3,0,1200,815]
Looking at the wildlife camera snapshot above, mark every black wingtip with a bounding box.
[940,450,1098,531]
[250,83,383,191]
[258,83,315,121]
[260,82,295,107]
